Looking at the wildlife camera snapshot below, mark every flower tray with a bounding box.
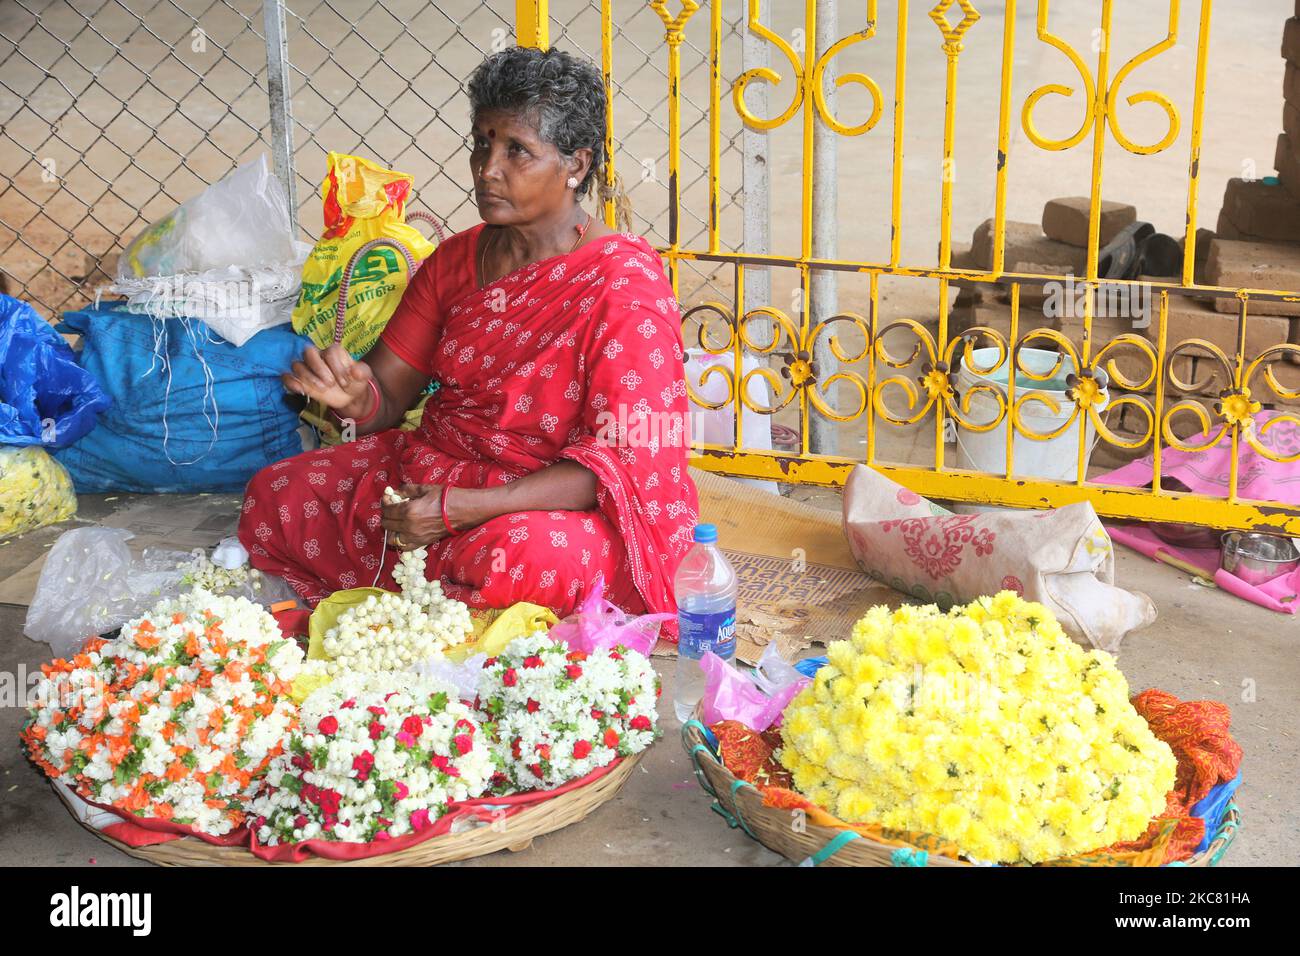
[681,718,1239,868]
[51,749,644,867]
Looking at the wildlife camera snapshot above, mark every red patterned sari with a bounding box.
[238,223,700,620]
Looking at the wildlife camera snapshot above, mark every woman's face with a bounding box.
[469,109,589,225]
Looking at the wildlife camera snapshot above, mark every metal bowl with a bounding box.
[1220,532,1300,586]
[1150,522,1222,550]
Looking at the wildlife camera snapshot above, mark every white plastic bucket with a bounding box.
[953,346,1107,481]
[685,348,779,494]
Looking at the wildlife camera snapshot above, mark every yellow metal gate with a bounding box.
[518,1,1300,535]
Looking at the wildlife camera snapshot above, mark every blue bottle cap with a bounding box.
[693,523,718,544]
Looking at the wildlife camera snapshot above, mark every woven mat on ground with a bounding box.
[671,469,894,661]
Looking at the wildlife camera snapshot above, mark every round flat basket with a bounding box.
[52,749,644,867]
[682,719,1240,868]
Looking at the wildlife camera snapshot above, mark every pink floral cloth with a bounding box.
[1098,410,1300,613]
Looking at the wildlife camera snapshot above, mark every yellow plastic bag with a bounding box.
[0,446,76,538]
[291,152,435,356]
[462,603,560,660]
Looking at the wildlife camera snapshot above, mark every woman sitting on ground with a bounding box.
[238,45,699,618]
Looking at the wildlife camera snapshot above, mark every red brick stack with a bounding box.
[1206,10,1300,337]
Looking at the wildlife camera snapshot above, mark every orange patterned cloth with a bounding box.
[710,688,1241,866]
[710,720,792,790]
[1099,689,1243,863]
[1132,689,1242,809]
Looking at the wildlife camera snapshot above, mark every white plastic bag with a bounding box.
[211,535,250,570]
[109,262,308,347]
[24,529,301,659]
[410,653,487,702]
[117,155,297,278]
[110,155,310,346]
[749,641,806,697]
[24,528,188,659]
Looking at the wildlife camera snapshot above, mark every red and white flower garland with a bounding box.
[478,633,660,791]
[250,672,494,844]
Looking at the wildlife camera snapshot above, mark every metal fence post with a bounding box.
[264,0,299,237]
[516,0,549,48]
[809,0,838,456]
[742,0,772,352]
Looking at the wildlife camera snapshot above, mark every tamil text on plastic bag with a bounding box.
[291,152,435,356]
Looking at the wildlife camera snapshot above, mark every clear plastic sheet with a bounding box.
[24,528,298,659]
[24,528,186,659]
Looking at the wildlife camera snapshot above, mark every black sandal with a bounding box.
[1095,221,1155,280]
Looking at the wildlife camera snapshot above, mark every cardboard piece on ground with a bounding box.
[0,494,242,608]
[655,468,895,658]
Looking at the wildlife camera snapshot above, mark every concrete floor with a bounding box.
[0,489,1294,867]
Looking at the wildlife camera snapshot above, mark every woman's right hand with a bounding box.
[283,344,375,416]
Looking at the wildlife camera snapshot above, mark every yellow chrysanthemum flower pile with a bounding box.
[779,592,1177,864]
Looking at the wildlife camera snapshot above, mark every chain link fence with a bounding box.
[0,0,751,320]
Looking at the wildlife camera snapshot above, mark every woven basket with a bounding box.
[53,750,643,867]
[681,719,1240,868]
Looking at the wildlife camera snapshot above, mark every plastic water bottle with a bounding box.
[673,523,738,722]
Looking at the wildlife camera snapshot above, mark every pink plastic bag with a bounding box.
[548,573,674,657]
[698,651,808,731]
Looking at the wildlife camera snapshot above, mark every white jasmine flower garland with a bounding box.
[251,672,494,844]
[320,548,473,676]
[22,590,303,836]
[478,633,660,791]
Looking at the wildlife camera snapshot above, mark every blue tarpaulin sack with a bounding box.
[0,294,110,447]
[54,303,308,493]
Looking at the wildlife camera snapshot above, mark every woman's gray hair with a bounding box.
[467,46,607,199]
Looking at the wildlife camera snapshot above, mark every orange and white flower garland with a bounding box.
[23,575,664,849]
[22,591,304,836]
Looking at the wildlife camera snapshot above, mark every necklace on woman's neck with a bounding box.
[480,211,593,288]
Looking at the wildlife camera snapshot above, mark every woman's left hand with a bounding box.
[381,483,453,550]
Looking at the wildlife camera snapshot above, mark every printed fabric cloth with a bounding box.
[239,222,700,621]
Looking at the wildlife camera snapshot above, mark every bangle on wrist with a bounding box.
[440,485,459,535]
[333,378,381,427]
